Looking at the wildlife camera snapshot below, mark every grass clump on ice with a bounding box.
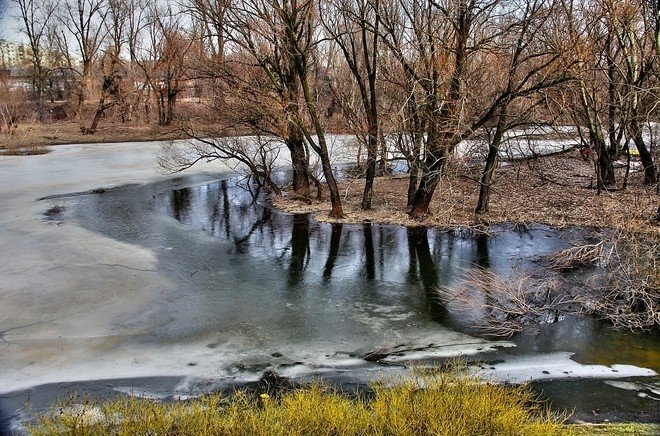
[571,423,660,435]
[30,368,567,436]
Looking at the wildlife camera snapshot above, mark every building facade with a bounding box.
[0,39,31,68]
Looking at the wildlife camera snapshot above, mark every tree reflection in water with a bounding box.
[163,177,579,333]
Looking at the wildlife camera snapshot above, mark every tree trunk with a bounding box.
[85,96,106,134]
[378,138,388,175]
[408,138,452,218]
[596,133,616,189]
[283,69,310,199]
[405,98,425,209]
[319,145,344,218]
[297,62,343,218]
[167,89,177,125]
[579,82,615,188]
[157,89,166,125]
[475,144,499,214]
[408,111,455,218]
[286,130,310,199]
[475,110,507,214]
[408,0,469,219]
[629,119,656,184]
[85,70,117,134]
[407,157,420,210]
[606,34,621,159]
[361,121,378,210]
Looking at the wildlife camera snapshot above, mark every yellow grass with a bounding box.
[29,369,568,436]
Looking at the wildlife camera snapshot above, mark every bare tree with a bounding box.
[225,0,344,217]
[380,0,569,218]
[184,0,232,106]
[83,0,128,133]
[15,0,58,120]
[562,0,657,190]
[565,0,622,189]
[186,0,231,62]
[276,0,344,217]
[120,0,150,123]
[57,0,109,113]
[378,27,428,208]
[474,0,573,214]
[131,2,193,126]
[322,0,382,210]
[609,0,657,185]
[224,0,313,199]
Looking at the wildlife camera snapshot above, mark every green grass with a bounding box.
[29,368,568,435]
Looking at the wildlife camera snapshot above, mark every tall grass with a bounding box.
[29,368,568,435]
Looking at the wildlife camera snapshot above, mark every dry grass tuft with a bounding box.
[546,241,609,271]
[439,269,574,336]
[29,369,567,436]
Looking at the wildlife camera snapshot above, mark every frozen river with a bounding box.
[0,140,658,432]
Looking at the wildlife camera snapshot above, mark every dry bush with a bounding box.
[439,269,575,337]
[580,230,659,331]
[0,122,49,156]
[545,241,610,271]
[159,135,282,195]
[546,200,659,331]
[446,226,659,336]
[0,86,31,139]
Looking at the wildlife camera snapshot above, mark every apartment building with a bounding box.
[0,39,31,68]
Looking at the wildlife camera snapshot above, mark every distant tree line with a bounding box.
[6,0,660,218]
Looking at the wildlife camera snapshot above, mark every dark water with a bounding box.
[158,177,660,368]
[72,177,660,370]
[73,175,591,346]
[73,173,659,364]
[1,175,658,433]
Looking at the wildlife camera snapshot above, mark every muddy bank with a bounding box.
[274,152,659,232]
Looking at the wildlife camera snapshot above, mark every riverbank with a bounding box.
[24,371,660,435]
[4,123,658,233]
[19,369,573,435]
[0,122,187,154]
[274,152,659,233]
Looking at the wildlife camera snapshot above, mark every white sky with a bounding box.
[0,1,27,42]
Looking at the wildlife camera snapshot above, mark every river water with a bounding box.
[61,178,660,411]
[1,151,658,432]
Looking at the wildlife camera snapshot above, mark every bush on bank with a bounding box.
[30,368,567,436]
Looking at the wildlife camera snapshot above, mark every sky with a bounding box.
[0,1,24,42]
